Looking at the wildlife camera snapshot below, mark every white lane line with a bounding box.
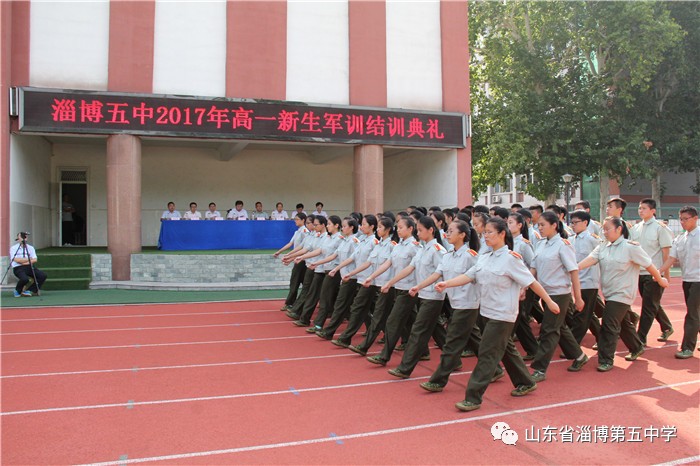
[0,353,358,379]
[1,334,315,354]
[654,456,700,466]
[1,309,280,323]
[0,344,679,414]
[79,380,700,465]
[1,320,291,336]
[1,342,678,379]
[0,298,282,311]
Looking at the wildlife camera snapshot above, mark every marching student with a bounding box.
[431,210,453,252]
[385,216,448,378]
[574,200,602,236]
[316,217,360,340]
[472,212,490,254]
[579,216,668,372]
[329,215,380,348]
[290,216,336,328]
[529,211,588,382]
[435,218,558,412]
[417,220,505,392]
[300,215,344,331]
[347,217,397,356]
[364,217,422,365]
[507,212,539,360]
[275,212,309,311]
[568,210,603,345]
[660,206,699,359]
[282,215,323,320]
[630,199,675,345]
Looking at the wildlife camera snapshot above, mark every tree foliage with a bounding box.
[469,1,692,200]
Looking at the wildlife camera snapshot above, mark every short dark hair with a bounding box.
[570,210,591,225]
[316,202,324,208]
[679,205,698,218]
[209,202,216,207]
[517,208,532,219]
[235,200,244,206]
[529,204,543,214]
[607,197,627,212]
[575,200,591,210]
[546,204,563,216]
[491,207,509,219]
[511,203,522,209]
[296,212,307,221]
[473,205,490,214]
[189,202,197,207]
[255,201,262,207]
[296,203,304,209]
[167,201,175,207]
[640,198,656,210]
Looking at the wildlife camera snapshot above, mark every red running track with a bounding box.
[1,283,698,465]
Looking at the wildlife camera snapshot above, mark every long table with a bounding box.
[158,220,297,250]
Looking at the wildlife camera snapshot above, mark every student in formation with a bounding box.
[630,198,675,345]
[315,217,361,340]
[472,212,490,254]
[347,217,397,356]
[435,218,559,412]
[574,200,602,236]
[568,210,603,346]
[660,206,699,359]
[578,217,668,372]
[529,211,589,382]
[364,216,422,365]
[329,215,380,347]
[386,216,448,378]
[276,212,309,311]
[282,215,322,319]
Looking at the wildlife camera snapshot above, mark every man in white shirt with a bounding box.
[9,232,47,297]
[630,198,675,345]
[161,202,181,221]
[227,200,248,220]
[251,201,268,220]
[205,202,222,220]
[183,202,202,220]
[295,203,307,216]
[315,201,328,218]
[270,202,289,220]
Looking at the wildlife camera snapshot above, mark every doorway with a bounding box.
[60,170,88,246]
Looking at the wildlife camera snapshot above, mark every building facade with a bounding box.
[1,0,472,280]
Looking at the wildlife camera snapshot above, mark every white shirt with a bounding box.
[410,238,447,300]
[161,210,181,220]
[183,210,202,220]
[572,230,602,290]
[227,208,248,220]
[670,227,700,282]
[314,210,328,218]
[629,217,674,275]
[435,244,480,309]
[270,210,289,220]
[10,242,37,268]
[588,236,652,305]
[205,210,222,220]
[532,235,578,296]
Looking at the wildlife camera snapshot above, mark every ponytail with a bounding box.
[508,212,529,241]
[379,217,397,242]
[419,216,443,246]
[605,216,629,239]
[558,221,569,239]
[486,218,514,251]
[541,211,567,239]
[453,219,480,252]
[399,216,419,241]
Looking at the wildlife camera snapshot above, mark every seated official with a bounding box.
[227,200,248,220]
[205,202,222,220]
[251,201,269,221]
[9,232,47,297]
[183,202,202,220]
[271,202,289,220]
[161,202,181,221]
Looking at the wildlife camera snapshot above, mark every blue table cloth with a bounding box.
[158,220,298,250]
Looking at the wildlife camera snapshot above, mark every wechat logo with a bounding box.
[491,421,518,446]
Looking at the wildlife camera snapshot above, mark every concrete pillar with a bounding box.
[106,134,142,280]
[353,144,383,215]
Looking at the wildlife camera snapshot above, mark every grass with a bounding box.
[0,288,287,308]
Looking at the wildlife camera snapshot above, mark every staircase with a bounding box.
[38,254,92,290]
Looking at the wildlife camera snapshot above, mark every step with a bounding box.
[41,267,92,279]
[40,277,91,291]
[39,254,91,268]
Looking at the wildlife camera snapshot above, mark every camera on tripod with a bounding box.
[19,231,30,241]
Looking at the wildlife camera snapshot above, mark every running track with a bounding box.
[1,283,698,465]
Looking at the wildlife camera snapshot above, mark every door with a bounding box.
[60,170,88,246]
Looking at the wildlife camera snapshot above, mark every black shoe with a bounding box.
[597,363,614,372]
[286,310,299,319]
[388,368,410,379]
[531,370,546,382]
[490,370,505,383]
[521,353,535,361]
[511,383,537,397]
[455,400,481,412]
[316,331,332,340]
[567,354,589,372]
[657,328,674,342]
[331,339,349,348]
[367,355,387,366]
[293,320,310,327]
[420,382,444,392]
[625,347,645,361]
[461,349,476,358]
[348,345,367,356]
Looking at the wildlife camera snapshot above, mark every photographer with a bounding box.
[9,232,47,297]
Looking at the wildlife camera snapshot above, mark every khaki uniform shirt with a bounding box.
[410,238,447,300]
[532,235,578,295]
[670,227,700,282]
[389,237,422,290]
[336,234,360,278]
[573,230,602,289]
[367,236,394,287]
[435,244,479,309]
[589,236,652,305]
[629,217,673,275]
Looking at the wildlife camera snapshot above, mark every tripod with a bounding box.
[2,239,42,296]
